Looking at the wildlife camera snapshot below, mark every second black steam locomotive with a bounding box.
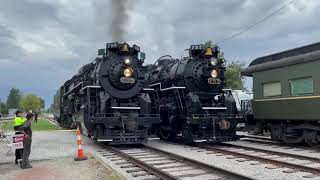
[54,42,159,144]
[146,43,238,143]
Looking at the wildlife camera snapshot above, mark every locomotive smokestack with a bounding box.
[110,0,129,42]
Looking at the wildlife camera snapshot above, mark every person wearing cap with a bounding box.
[20,113,33,169]
[13,110,26,164]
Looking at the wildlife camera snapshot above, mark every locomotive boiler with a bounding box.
[55,42,159,144]
[146,43,238,143]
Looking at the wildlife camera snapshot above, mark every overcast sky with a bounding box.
[0,0,319,108]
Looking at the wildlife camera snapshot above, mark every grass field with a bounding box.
[0,118,59,131]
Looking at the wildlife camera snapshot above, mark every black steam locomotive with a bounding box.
[146,43,238,143]
[55,42,159,144]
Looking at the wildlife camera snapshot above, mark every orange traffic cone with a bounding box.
[74,127,87,161]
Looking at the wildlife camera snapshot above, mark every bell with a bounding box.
[121,43,129,52]
[205,47,213,56]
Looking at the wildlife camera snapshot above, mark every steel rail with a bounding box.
[240,137,319,151]
[201,144,320,175]
[106,145,181,180]
[40,115,59,125]
[144,144,254,180]
[240,137,285,145]
[239,135,282,145]
[220,143,320,162]
[239,134,272,140]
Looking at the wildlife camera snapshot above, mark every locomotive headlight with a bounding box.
[211,69,218,78]
[210,58,218,66]
[124,58,132,65]
[124,68,133,77]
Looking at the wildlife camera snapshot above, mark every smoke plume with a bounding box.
[110,0,129,42]
[93,0,130,42]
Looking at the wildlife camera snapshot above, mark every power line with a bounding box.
[217,0,297,44]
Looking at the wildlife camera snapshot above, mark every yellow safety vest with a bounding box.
[13,117,26,127]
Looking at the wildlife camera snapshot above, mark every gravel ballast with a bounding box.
[146,140,320,180]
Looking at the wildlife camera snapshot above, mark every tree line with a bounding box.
[225,61,245,90]
[0,88,45,116]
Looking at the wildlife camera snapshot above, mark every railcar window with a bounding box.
[262,82,281,97]
[289,77,313,95]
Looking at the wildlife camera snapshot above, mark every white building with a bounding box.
[8,109,17,116]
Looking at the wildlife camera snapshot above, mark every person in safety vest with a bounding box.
[13,110,26,165]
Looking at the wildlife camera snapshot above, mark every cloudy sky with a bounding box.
[0,0,319,108]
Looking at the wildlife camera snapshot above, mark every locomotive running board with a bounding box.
[97,139,113,142]
[149,82,186,91]
[111,107,141,110]
[148,137,160,140]
[194,140,208,143]
[161,87,186,91]
[80,85,101,92]
[202,107,227,110]
[63,82,83,96]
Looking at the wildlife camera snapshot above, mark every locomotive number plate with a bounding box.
[120,77,136,84]
[208,78,221,85]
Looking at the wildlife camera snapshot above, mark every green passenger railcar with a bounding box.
[242,42,320,146]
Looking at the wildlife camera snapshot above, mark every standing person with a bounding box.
[34,112,38,123]
[13,110,26,165]
[20,113,33,169]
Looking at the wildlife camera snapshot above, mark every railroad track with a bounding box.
[0,116,14,121]
[98,144,253,180]
[40,115,59,125]
[241,138,279,145]
[239,135,319,152]
[239,134,272,140]
[199,143,320,178]
[239,134,280,145]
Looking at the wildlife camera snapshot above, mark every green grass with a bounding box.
[0,118,59,131]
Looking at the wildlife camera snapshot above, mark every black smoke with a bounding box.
[93,0,130,42]
[110,0,129,42]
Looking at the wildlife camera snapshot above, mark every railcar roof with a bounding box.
[241,42,320,76]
